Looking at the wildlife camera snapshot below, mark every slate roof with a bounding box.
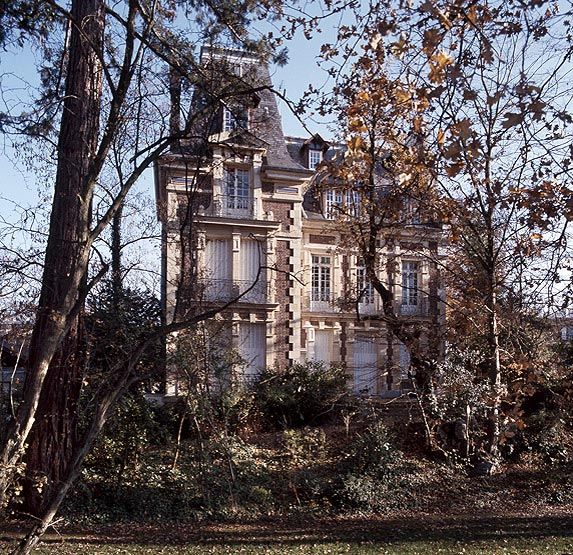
[199,47,306,172]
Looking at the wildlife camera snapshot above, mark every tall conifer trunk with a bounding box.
[0,0,104,511]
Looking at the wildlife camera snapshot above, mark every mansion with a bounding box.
[154,47,445,397]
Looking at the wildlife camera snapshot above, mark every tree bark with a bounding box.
[0,0,104,510]
[13,367,132,555]
[485,273,502,458]
[111,204,123,308]
[22,317,85,516]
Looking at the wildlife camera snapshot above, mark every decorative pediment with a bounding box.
[302,133,330,152]
[210,129,269,150]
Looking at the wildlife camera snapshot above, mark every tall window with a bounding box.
[239,323,266,382]
[325,190,342,219]
[356,262,374,305]
[401,261,419,306]
[313,329,334,363]
[403,195,421,224]
[311,255,331,302]
[204,238,232,301]
[239,238,267,303]
[308,148,323,169]
[223,105,248,132]
[224,168,250,211]
[346,190,360,217]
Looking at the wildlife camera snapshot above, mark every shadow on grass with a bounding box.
[3,512,573,549]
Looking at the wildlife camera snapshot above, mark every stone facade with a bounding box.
[154,47,445,397]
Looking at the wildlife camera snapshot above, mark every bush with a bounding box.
[70,429,277,522]
[282,428,328,465]
[84,391,175,482]
[333,421,407,511]
[252,362,347,428]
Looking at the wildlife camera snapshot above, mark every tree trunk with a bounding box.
[22,317,85,516]
[0,0,104,509]
[485,276,502,458]
[111,204,123,308]
[13,370,132,555]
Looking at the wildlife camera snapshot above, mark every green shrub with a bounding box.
[333,421,406,511]
[85,391,175,481]
[252,362,347,428]
[283,428,328,464]
[70,429,277,522]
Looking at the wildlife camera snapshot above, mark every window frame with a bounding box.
[222,104,249,132]
[311,254,332,302]
[324,189,360,219]
[356,261,375,305]
[308,148,323,169]
[401,261,420,306]
[224,167,250,211]
[403,195,421,224]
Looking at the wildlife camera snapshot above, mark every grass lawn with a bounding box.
[2,536,573,554]
[2,513,573,554]
[2,538,573,554]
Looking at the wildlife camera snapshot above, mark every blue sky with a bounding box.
[0,20,339,222]
[0,12,346,291]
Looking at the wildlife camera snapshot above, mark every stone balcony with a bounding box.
[200,278,270,304]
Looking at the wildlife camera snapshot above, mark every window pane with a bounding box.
[308,149,322,169]
[223,107,235,131]
[223,105,248,132]
[311,255,331,301]
[402,261,419,305]
[236,169,249,208]
[325,190,342,219]
[356,266,374,304]
[224,168,250,210]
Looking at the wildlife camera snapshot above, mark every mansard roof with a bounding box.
[198,47,306,172]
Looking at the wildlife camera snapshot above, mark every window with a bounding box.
[325,190,342,219]
[562,326,573,341]
[313,330,334,363]
[223,105,248,132]
[401,261,419,306]
[356,262,374,305]
[347,190,360,216]
[204,238,232,301]
[399,342,411,379]
[238,322,266,381]
[224,168,250,211]
[325,190,360,219]
[239,238,267,303]
[311,255,331,302]
[308,148,323,169]
[353,335,378,395]
[229,63,242,77]
[403,195,420,224]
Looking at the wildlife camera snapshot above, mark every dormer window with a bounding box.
[230,63,242,77]
[308,148,323,169]
[302,134,329,170]
[223,104,248,132]
[403,195,421,224]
